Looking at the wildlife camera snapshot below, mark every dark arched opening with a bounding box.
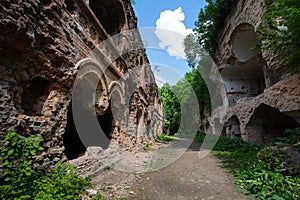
[225,116,241,138]
[65,0,76,13]
[97,102,113,140]
[136,108,143,138]
[64,103,114,160]
[63,101,87,160]
[246,104,299,144]
[63,72,113,160]
[89,0,125,35]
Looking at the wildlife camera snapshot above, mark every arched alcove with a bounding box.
[63,71,112,160]
[89,0,125,35]
[21,77,50,116]
[232,23,260,62]
[225,116,241,138]
[64,99,114,160]
[246,104,299,144]
[110,88,123,126]
[222,23,266,105]
[136,107,144,139]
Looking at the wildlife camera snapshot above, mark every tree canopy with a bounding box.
[159,69,211,135]
[194,0,237,56]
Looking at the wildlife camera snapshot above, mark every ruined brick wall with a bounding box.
[0,0,163,171]
[209,0,300,143]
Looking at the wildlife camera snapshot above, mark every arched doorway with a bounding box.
[63,72,114,160]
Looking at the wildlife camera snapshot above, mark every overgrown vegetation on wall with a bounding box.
[0,131,102,200]
[258,0,300,72]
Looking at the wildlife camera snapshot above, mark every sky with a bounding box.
[132,0,207,86]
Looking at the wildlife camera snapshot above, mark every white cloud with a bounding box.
[155,7,193,59]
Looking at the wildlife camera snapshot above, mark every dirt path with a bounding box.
[92,140,251,200]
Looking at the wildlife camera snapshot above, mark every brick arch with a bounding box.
[74,58,109,114]
[108,81,125,126]
[109,81,124,102]
[63,59,114,160]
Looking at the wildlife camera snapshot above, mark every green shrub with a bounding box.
[207,134,300,199]
[193,132,207,143]
[269,128,300,146]
[235,161,300,199]
[0,130,97,200]
[156,133,174,143]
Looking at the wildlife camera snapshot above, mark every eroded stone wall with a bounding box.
[209,0,300,144]
[0,0,163,172]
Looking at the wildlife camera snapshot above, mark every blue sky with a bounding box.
[132,0,206,85]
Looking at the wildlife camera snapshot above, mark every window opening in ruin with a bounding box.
[232,24,260,62]
[222,23,267,105]
[89,0,125,35]
[21,77,50,116]
[65,0,76,13]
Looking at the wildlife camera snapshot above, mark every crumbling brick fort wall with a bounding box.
[0,0,163,174]
[208,0,300,144]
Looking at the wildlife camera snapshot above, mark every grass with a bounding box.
[156,133,174,143]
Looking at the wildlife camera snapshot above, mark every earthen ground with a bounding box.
[92,140,251,200]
